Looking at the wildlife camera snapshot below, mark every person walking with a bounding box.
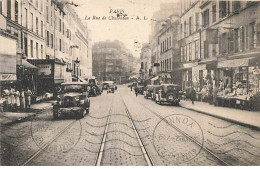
[135,87,138,97]
[14,88,20,111]
[213,85,219,106]
[190,87,196,105]
[20,88,25,111]
[25,87,32,109]
[208,83,213,105]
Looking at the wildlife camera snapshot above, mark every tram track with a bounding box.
[130,96,230,166]
[95,95,153,166]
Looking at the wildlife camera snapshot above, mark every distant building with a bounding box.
[92,40,134,84]
[139,43,151,80]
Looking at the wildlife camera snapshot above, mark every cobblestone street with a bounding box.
[1,85,260,166]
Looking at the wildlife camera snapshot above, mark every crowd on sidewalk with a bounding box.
[0,86,32,112]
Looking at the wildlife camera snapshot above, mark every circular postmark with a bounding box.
[30,109,82,153]
[153,114,204,164]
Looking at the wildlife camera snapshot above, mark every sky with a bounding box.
[69,0,177,58]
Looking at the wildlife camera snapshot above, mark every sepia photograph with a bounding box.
[0,0,260,166]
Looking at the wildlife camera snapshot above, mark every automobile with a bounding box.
[135,86,145,95]
[152,85,161,101]
[155,84,181,106]
[53,82,90,119]
[144,85,156,99]
[107,86,115,93]
[102,81,115,90]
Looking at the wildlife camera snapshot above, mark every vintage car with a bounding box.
[144,85,156,99]
[135,86,145,95]
[53,82,90,119]
[155,84,181,105]
[102,81,114,90]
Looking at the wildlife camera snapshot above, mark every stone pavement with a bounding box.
[179,100,260,129]
[0,101,54,126]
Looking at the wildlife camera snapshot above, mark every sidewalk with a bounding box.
[0,101,54,126]
[179,100,260,130]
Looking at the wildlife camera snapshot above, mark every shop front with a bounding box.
[216,57,260,110]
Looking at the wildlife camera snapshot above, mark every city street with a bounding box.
[1,85,260,166]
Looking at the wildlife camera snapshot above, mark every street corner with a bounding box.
[152,114,204,164]
[30,110,83,154]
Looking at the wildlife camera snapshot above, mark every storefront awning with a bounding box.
[217,57,257,68]
[151,76,159,81]
[22,59,38,69]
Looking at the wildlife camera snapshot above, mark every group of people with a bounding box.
[1,87,32,111]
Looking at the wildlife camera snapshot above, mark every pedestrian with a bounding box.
[14,87,20,111]
[20,88,25,110]
[25,87,32,109]
[131,86,132,91]
[213,85,218,106]
[208,83,213,104]
[9,87,15,105]
[190,87,196,105]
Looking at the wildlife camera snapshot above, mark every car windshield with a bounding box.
[63,85,84,93]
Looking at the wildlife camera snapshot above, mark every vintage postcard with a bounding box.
[0,0,260,166]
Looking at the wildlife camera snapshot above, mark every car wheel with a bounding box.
[159,100,162,105]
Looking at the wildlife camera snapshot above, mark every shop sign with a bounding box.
[38,64,52,76]
[0,74,17,81]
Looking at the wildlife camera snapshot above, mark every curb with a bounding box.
[179,105,260,131]
[1,106,53,126]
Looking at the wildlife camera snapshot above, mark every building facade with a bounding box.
[92,40,134,84]
[0,0,92,96]
[139,43,151,80]
[179,0,260,96]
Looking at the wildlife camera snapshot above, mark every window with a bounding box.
[212,4,216,23]
[41,45,43,58]
[60,39,62,51]
[25,8,28,28]
[36,17,39,34]
[240,26,245,52]
[169,36,171,47]
[212,44,216,57]
[195,12,199,31]
[257,24,260,47]
[7,0,11,19]
[40,0,43,12]
[46,6,49,23]
[187,44,190,61]
[41,21,43,37]
[204,41,209,58]
[234,28,239,52]
[189,16,193,35]
[249,22,255,49]
[31,13,33,31]
[245,25,249,49]
[219,1,229,19]
[181,46,184,62]
[189,43,192,61]
[51,11,53,26]
[221,33,228,55]
[24,37,28,56]
[0,0,2,14]
[36,0,38,8]
[51,34,54,48]
[195,40,199,59]
[202,9,209,28]
[184,21,187,37]
[31,40,33,57]
[46,31,49,46]
[62,22,64,34]
[36,42,38,58]
[232,1,240,13]
[59,19,61,32]
[15,1,18,23]
[229,29,234,53]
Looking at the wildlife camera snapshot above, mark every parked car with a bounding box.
[155,84,181,106]
[144,85,157,99]
[53,82,90,119]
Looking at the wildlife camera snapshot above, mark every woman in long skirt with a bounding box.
[20,89,25,110]
[15,89,20,109]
